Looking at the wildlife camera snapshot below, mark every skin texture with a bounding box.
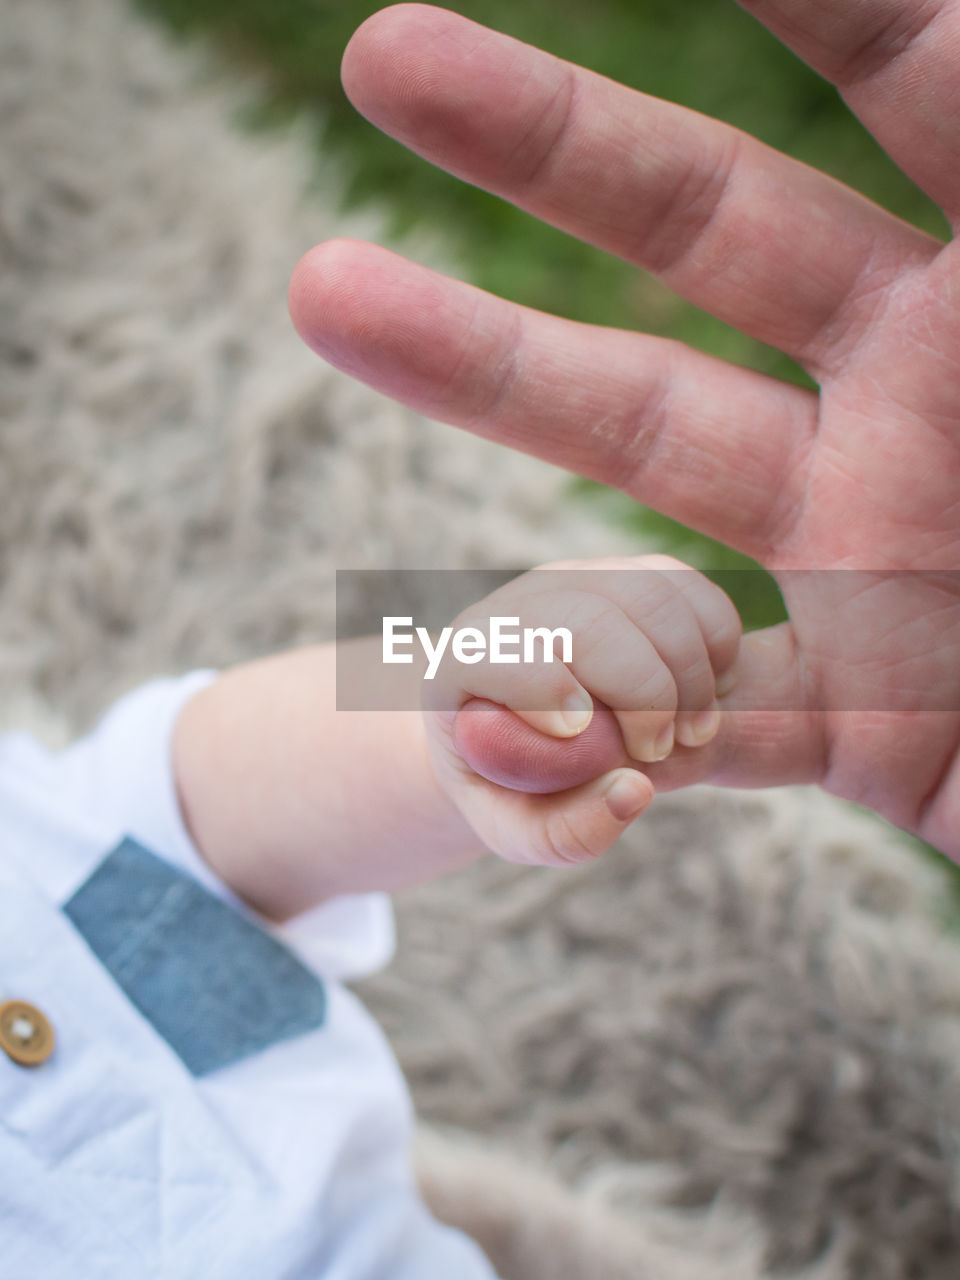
[421,557,739,863]
[289,2,960,860]
[453,699,625,795]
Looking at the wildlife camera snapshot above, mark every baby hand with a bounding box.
[423,556,740,866]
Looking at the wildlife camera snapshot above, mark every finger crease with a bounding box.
[605,358,675,492]
[640,133,742,278]
[464,305,525,429]
[511,64,579,195]
[752,395,819,557]
[832,0,945,89]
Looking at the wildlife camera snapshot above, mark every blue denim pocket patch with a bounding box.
[64,838,326,1076]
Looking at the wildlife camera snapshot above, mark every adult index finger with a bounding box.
[289,240,815,563]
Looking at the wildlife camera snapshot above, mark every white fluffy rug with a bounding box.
[3,1,960,1275]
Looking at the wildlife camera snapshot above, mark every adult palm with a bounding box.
[289,2,960,856]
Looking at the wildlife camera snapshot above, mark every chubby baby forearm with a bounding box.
[171,643,485,920]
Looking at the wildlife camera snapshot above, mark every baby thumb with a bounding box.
[454,697,627,793]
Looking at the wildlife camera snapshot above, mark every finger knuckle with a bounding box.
[631,667,678,712]
[568,600,625,657]
[540,810,602,866]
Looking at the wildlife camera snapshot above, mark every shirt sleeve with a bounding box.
[35,672,396,981]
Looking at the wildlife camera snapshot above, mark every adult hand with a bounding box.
[289,2,960,857]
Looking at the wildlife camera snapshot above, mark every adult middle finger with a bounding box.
[342,4,940,378]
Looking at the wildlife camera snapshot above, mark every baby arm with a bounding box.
[171,643,489,920]
[171,556,739,918]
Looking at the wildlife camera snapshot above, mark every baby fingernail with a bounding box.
[715,667,737,697]
[627,720,675,764]
[653,721,674,760]
[603,771,650,822]
[676,702,720,748]
[560,689,593,735]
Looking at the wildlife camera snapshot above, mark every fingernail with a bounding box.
[603,771,650,822]
[652,721,674,760]
[560,689,593,735]
[675,701,720,748]
[715,667,737,697]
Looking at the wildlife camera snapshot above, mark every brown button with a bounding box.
[0,999,55,1067]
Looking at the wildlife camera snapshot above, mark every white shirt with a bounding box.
[0,674,498,1279]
